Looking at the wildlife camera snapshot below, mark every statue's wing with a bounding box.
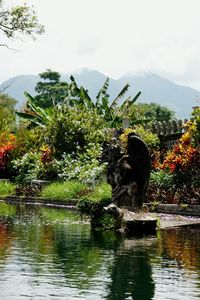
[128,134,150,164]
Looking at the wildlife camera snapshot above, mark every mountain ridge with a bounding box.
[1,69,199,118]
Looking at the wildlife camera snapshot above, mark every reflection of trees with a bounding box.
[157,227,200,271]
[104,237,155,300]
[5,205,105,289]
[0,221,15,270]
[0,203,16,268]
[52,226,103,289]
[154,227,200,297]
[0,203,156,297]
[1,203,200,299]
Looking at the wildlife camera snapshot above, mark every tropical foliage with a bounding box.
[16,71,141,129]
[0,93,16,133]
[161,118,200,189]
[129,102,175,124]
[67,76,141,127]
[13,104,109,183]
[0,67,199,206]
[148,110,200,204]
[16,92,54,128]
[0,131,16,178]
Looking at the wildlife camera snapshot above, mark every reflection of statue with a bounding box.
[102,133,151,210]
[105,237,155,300]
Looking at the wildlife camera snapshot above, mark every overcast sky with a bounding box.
[1,0,200,90]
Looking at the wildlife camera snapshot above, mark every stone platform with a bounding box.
[121,209,158,234]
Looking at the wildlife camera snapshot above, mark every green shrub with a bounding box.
[45,106,107,157]
[40,180,88,200]
[12,152,42,183]
[147,170,175,204]
[0,180,16,197]
[150,170,174,190]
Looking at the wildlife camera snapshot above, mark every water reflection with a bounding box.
[102,235,155,300]
[158,227,200,271]
[0,202,199,299]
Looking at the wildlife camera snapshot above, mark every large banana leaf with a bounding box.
[24,91,45,109]
[110,83,130,109]
[79,87,94,109]
[15,111,46,127]
[120,91,141,110]
[69,75,80,97]
[16,91,54,127]
[96,77,109,106]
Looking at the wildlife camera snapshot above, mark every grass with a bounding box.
[0,179,112,203]
[40,180,112,202]
[0,180,16,197]
[84,182,112,201]
[40,180,89,200]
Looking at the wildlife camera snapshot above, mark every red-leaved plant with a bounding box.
[0,132,16,177]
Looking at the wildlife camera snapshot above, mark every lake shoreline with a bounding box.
[1,196,200,229]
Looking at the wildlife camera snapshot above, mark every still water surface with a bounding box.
[0,202,199,300]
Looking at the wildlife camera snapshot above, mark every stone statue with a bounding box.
[102,133,151,210]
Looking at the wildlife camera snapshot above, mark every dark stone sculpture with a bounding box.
[102,133,151,210]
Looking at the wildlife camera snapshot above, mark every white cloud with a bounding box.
[1,0,200,90]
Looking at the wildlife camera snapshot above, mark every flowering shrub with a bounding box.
[38,106,108,182]
[161,120,200,189]
[151,113,200,205]
[147,110,200,204]
[190,107,200,147]
[0,132,16,178]
[12,147,61,183]
[12,152,42,183]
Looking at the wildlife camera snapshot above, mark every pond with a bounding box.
[0,202,199,300]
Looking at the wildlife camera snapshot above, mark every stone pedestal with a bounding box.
[122,209,158,235]
[100,204,158,235]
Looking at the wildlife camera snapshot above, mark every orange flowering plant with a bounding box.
[0,131,16,177]
[161,116,200,189]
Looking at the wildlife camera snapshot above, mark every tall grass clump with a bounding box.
[40,180,88,200]
[0,180,16,197]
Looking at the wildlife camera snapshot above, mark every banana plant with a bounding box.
[17,76,141,129]
[67,76,141,127]
[16,92,54,127]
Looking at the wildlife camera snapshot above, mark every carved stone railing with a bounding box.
[144,119,188,136]
[144,119,188,150]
